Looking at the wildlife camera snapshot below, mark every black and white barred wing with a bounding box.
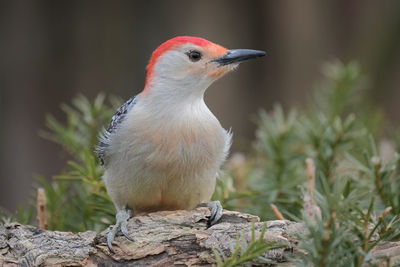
[96,96,137,165]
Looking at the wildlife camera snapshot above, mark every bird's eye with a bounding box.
[187,50,202,62]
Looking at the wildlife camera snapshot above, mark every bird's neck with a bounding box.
[141,77,213,109]
[137,84,216,121]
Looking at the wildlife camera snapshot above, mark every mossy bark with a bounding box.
[0,208,398,266]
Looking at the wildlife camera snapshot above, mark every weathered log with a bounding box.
[0,207,399,266]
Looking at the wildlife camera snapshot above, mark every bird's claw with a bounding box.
[107,208,133,253]
[120,220,134,242]
[107,226,117,253]
[207,200,223,227]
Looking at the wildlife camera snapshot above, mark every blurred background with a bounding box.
[1,0,400,213]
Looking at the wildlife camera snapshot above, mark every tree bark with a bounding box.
[0,207,399,266]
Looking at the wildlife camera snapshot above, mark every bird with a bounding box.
[96,36,266,252]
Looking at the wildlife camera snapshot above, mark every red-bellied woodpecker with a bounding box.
[97,36,266,252]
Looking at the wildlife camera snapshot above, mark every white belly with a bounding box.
[103,106,231,214]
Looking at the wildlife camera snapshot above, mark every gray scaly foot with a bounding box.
[207,200,223,227]
[107,208,134,253]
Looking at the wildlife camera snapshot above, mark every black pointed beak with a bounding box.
[212,49,266,66]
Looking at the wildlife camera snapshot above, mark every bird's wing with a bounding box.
[96,96,137,166]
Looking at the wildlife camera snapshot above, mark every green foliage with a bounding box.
[241,62,374,221]
[215,61,400,266]
[312,61,363,120]
[296,175,400,266]
[347,137,400,215]
[39,93,121,232]
[13,94,121,232]
[0,204,35,226]
[213,222,286,267]
[0,207,13,226]
[40,93,119,161]
[247,106,305,220]
[311,60,384,134]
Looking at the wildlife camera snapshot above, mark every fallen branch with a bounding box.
[0,208,399,266]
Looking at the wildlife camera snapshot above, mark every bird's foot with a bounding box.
[198,200,223,227]
[207,200,223,226]
[107,208,134,253]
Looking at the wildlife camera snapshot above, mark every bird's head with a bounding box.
[143,36,265,97]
